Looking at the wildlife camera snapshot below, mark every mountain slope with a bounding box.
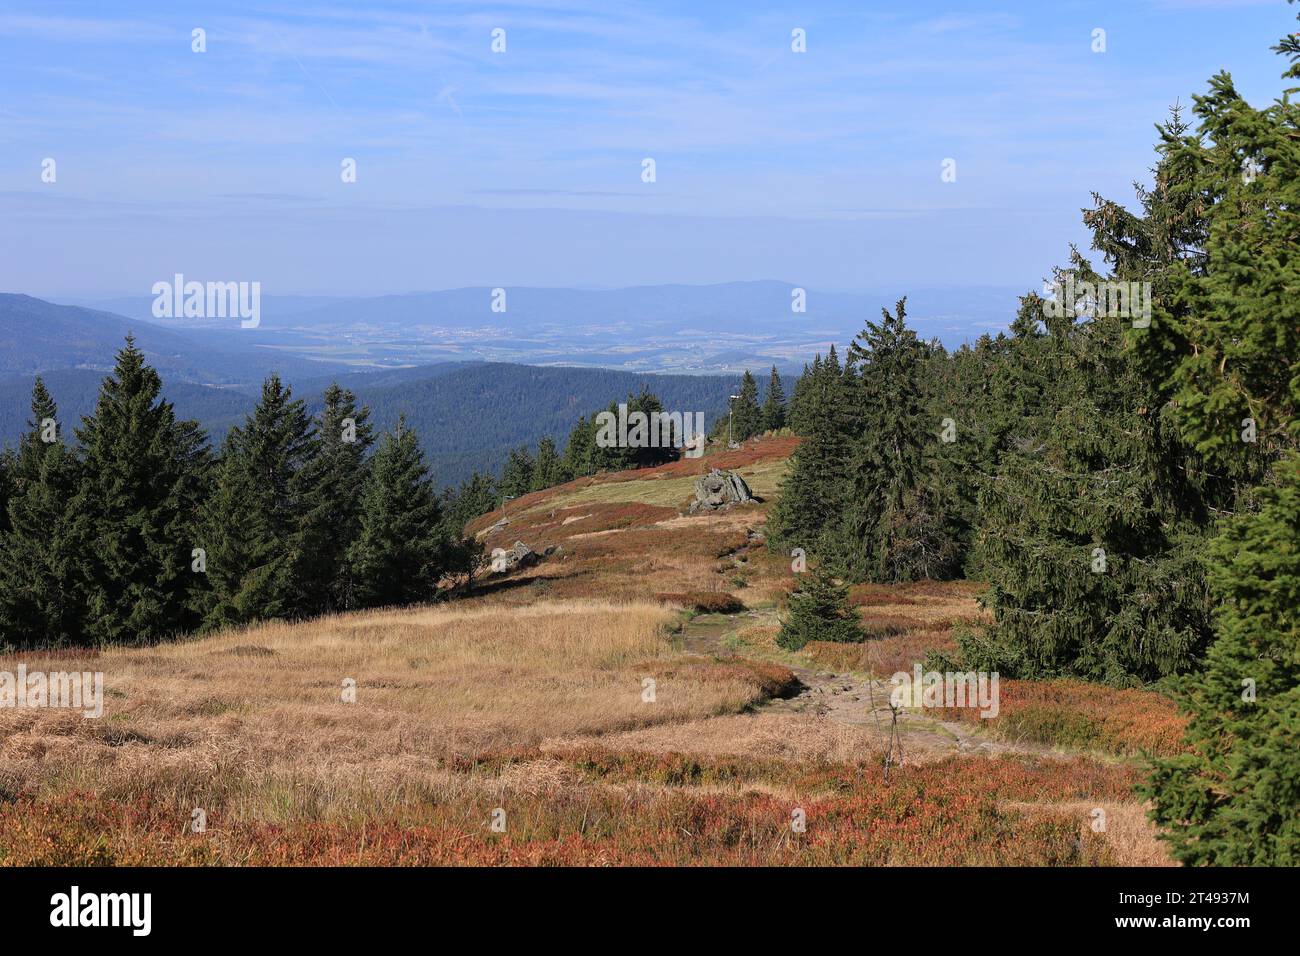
[0,360,758,486]
[0,294,353,382]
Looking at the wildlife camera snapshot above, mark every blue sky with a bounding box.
[0,0,1294,297]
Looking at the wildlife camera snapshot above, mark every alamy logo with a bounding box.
[1042,275,1151,327]
[0,666,103,718]
[50,886,151,936]
[151,274,261,328]
[595,403,705,458]
[890,664,999,718]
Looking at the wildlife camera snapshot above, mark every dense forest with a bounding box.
[0,360,754,487]
[771,19,1298,865]
[0,344,779,648]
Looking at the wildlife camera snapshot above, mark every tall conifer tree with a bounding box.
[349,419,446,608]
[74,341,210,645]
[762,365,787,431]
[730,370,762,442]
[1143,8,1300,862]
[532,437,562,491]
[198,374,316,629]
[963,103,1237,684]
[0,380,90,647]
[293,384,374,614]
[500,446,535,498]
[834,299,956,582]
[768,353,851,558]
[787,359,815,434]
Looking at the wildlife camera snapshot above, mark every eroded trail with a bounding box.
[676,609,1053,764]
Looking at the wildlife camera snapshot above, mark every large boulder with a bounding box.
[490,540,540,574]
[689,469,757,514]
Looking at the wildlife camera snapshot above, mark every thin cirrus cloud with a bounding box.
[0,0,1292,296]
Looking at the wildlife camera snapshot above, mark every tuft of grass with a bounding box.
[655,591,746,614]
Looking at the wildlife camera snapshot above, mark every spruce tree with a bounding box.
[197,374,316,629]
[823,344,842,381]
[787,357,818,434]
[834,299,956,583]
[964,101,1238,684]
[0,380,90,648]
[562,415,598,479]
[500,446,535,498]
[442,471,496,594]
[1126,93,1297,465]
[532,437,562,491]
[292,384,374,614]
[730,370,762,442]
[626,387,675,467]
[74,341,211,645]
[767,352,851,559]
[1142,455,1299,864]
[349,419,446,608]
[451,471,499,529]
[777,564,864,651]
[571,388,676,475]
[926,331,1021,575]
[762,365,787,431]
[969,259,1222,683]
[1143,10,1300,862]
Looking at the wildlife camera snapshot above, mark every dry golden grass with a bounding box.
[546,713,885,774]
[804,628,958,676]
[727,623,782,652]
[0,598,790,824]
[1002,800,1173,867]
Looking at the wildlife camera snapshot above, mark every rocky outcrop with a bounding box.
[688,469,757,514]
[490,541,540,574]
[489,541,559,575]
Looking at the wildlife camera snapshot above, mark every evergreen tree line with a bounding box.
[706,366,788,444]
[457,387,684,511]
[775,12,1299,864]
[485,369,791,501]
[0,345,479,649]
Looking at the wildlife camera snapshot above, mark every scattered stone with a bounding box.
[481,515,510,538]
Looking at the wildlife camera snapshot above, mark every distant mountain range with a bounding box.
[0,293,353,383]
[2,283,1021,485]
[60,280,1024,374]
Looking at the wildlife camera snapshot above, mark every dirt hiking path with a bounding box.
[678,610,1054,764]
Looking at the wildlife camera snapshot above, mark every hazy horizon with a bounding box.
[3,0,1293,298]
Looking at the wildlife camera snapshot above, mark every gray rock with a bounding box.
[489,540,541,574]
[688,469,757,515]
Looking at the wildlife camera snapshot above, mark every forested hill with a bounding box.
[0,360,747,487]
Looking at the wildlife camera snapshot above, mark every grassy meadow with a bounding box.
[0,436,1180,866]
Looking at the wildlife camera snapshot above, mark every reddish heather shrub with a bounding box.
[0,749,1140,866]
[936,679,1187,757]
